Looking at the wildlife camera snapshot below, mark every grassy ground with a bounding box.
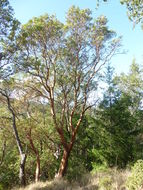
[13,168,130,190]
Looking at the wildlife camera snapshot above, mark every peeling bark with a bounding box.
[19,154,26,186]
[56,149,69,178]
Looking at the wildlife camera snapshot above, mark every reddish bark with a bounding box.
[56,138,75,178]
[27,129,40,182]
[56,149,69,178]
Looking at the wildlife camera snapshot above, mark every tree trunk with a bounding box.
[19,153,26,187]
[7,97,27,186]
[27,128,41,183]
[0,91,27,187]
[56,149,70,178]
[55,132,76,178]
[35,155,40,182]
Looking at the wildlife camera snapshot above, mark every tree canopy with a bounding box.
[98,0,143,25]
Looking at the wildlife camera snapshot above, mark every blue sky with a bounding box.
[9,0,143,74]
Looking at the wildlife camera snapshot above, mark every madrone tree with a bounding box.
[17,6,121,178]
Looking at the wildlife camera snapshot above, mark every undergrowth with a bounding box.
[13,168,130,190]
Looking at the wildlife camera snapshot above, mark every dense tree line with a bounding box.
[0,1,143,189]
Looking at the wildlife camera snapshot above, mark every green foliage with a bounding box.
[98,0,143,26]
[120,0,143,25]
[126,160,143,190]
[92,162,108,173]
[116,60,143,161]
[0,146,19,188]
[91,65,136,169]
[0,184,4,190]
[0,0,18,38]
[0,0,20,79]
[1,1,143,189]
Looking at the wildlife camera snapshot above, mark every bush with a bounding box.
[0,184,4,190]
[126,160,143,190]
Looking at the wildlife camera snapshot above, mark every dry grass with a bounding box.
[13,169,130,190]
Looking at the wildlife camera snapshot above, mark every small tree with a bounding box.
[0,80,27,186]
[92,65,135,168]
